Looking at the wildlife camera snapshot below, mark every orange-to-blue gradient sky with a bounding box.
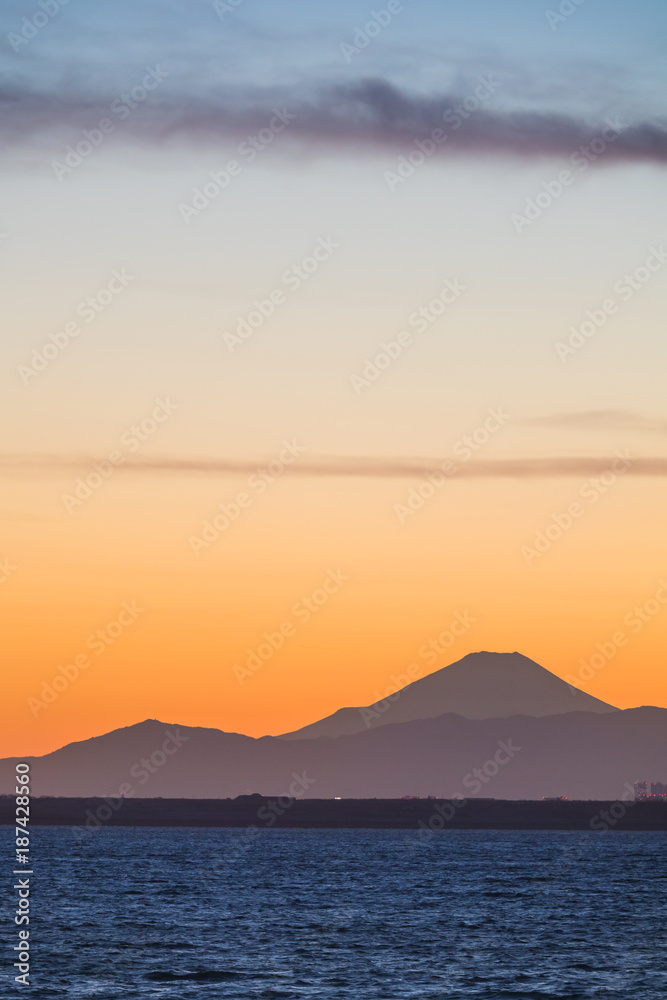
[2,0,667,757]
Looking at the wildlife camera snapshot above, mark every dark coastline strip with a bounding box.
[1,797,667,831]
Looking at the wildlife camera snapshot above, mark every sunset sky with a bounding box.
[2,0,667,757]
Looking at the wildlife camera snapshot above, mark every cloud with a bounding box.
[521,411,667,432]
[1,453,665,479]
[3,75,667,165]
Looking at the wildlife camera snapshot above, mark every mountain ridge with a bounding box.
[1,706,665,800]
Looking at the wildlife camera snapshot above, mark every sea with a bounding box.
[22,827,667,998]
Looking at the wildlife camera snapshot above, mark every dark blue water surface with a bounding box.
[17,827,667,998]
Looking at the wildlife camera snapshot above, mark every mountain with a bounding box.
[278,651,618,740]
[3,652,653,801]
[2,707,665,801]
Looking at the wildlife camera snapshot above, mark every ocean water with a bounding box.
[21,827,667,998]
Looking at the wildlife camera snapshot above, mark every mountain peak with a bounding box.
[280,649,618,740]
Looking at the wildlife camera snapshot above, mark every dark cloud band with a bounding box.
[3,77,667,164]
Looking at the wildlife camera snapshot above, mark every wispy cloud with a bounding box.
[3,76,667,165]
[3,453,667,479]
[521,411,667,432]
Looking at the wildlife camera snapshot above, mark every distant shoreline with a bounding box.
[3,796,667,831]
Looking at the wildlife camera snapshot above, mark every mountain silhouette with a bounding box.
[4,651,656,801]
[279,651,618,740]
[1,707,665,800]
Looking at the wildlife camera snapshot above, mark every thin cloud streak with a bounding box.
[521,411,667,431]
[516,410,667,434]
[2,454,666,479]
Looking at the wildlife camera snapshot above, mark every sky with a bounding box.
[2,0,667,757]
